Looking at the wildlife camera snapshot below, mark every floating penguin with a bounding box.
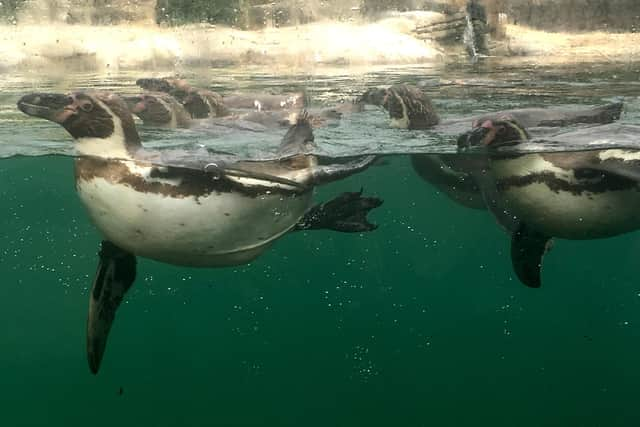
[125,93,339,132]
[457,118,640,288]
[133,78,350,129]
[360,83,633,286]
[125,91,289,130]
[136,77,305,118]
[17,91,383,374]
[359,84,440,130]
[136,77,230,118]
[124,92,192,128]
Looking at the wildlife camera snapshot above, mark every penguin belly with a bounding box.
[491,154,640,239]
[75,160,313,267]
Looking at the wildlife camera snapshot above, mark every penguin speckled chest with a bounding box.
[490,149,640,239]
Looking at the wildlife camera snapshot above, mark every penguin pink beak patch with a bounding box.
[53,95,94,123]
[130,101,147,114]
[478,120,497,146]
[470,119,498,146]
[54,105,78,123]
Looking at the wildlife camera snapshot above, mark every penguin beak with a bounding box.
[457,121,496,151]
[17,93,74,123]
[458,126,490,150]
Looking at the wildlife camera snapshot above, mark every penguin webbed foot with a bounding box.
[295,189,383,233]
[87,241,137,375]
[510,224,552,288]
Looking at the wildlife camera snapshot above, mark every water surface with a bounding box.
[2,62,640,426]
[2,62,640,159]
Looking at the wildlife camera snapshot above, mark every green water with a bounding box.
[2,64,640,426]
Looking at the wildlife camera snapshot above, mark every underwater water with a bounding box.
[2,63,640,426]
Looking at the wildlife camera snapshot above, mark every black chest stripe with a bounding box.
[75,157,308,199]
[496,171,638,196]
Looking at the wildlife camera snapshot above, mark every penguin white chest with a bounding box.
[492,154,640,239]
[75,160,313,267]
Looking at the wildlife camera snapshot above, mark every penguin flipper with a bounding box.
[87,241,137,375]
[295,189,383,233]
[277,112,315,156]
[311,155,378,185]
[510,224,552,288]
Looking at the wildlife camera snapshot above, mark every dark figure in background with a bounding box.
[465,0,489,56]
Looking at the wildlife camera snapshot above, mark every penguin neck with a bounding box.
[75,137,138,160]
[158,98,180,128]
[388,92,410,129]
[75,107,142,160]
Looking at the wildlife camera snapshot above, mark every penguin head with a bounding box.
[135,77,190,100]
[18,91,141,157]
[183,89,230,119]
[359,87,388,107]
[360,84,439,130]
[182,91,212,119]
[457,117,530,151]
[137,78,227,119]
[278,111,316,156]
[125,93,174,126]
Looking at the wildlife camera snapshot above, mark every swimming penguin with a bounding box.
[124,93,335,132]
[124,92,192,128]
[364,83,630,287]
[457,118,640,288]
[136,77,306,117]
[183,88,230,118]
[17,91,383,374]
[136,77,230,118]
[125,92,286,130]
[359,84,440,130]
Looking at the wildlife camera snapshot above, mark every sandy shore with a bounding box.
[498,24,640,65]
[0,16,638,73]
[0,17,443,72]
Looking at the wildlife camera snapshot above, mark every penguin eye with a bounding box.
[79,101,93,112]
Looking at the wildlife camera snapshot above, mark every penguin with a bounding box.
[17,91,383,374]
[135,77,306,118]
[457,118,640,288]
[135,77,230,118]
[124,92,192,128]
